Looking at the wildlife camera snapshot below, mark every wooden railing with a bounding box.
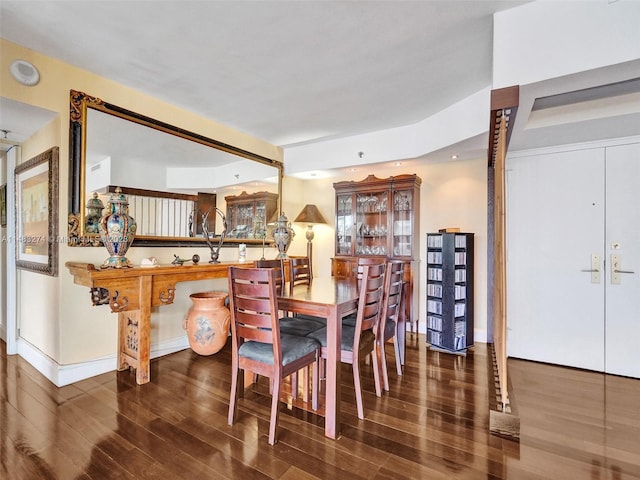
[99,186,217,239]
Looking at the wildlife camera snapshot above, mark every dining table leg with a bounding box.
[324,306,341,439]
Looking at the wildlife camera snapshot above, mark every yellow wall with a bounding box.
[17,118,62,359]
[1,38,488,377]
[1,39,283,366]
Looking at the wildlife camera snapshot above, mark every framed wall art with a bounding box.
[0,183,6,227]
[15,146,59,276]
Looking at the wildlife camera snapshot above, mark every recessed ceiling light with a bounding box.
[10,59,40,86]
[394,162,402,166]
[450,154,458,160]
[350,168,358,172]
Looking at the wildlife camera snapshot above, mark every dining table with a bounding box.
[277,276,360,440]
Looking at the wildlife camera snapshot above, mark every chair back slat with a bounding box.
[235,310,273,332]
[237,323,273,343]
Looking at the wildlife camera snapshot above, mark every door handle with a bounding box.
[581,254,601,283]
[611,254,634,285]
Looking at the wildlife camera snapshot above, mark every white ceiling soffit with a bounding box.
[0,97,58,151]
[509,62,640,153]
[0,1,526,150]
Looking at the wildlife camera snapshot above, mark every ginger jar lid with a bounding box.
[86,192,104,210]
[109,187,129,205]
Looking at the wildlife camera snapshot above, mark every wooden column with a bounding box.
[487,86,519,411]
[493,115,508,409]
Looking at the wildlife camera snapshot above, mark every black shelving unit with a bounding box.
[426,232,474,352]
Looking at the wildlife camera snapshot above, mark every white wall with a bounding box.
[0,150,6,341]
[493,0,640,90]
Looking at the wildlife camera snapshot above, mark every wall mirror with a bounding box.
[68,90,282,247]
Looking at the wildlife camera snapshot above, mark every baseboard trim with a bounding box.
[406,323,488,343]
[16,336,190,387]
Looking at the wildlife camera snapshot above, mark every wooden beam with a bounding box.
[487,85,519,166]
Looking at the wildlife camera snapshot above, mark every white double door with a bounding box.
[506,140,640,378]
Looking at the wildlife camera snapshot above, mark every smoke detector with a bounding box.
[10,59,40,86]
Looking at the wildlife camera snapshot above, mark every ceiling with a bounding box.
[1,1,639,169]
[0,1,524,151]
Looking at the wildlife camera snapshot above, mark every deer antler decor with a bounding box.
[201,208,227,263]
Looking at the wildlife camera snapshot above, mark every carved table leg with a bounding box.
[117,310,141,372]
[136,276,152,385]
[115,277,152,385]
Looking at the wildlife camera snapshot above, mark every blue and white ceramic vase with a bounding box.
[98,187,137,268]
[85,192,104,235]
[273,212,295,259]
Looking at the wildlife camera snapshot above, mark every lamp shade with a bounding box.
[294,204,327,224]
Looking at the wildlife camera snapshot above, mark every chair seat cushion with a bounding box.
[238,334,320,367]
[342,313,357,327]
[306,326,375,352]
[384,319,397,339]
[294,313,327,325]
[279,317,326,336]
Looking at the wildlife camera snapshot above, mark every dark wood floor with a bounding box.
[2,334,639,479]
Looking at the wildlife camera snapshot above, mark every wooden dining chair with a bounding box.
[377,261,404,391]
[255,259,285,293]
[284,255,326,322]
[342,256,386,327]
[227,266,321,445]
[287,255,313,294]
[256,258,324,334]
[253,258,321,402]
[307,262,386,419]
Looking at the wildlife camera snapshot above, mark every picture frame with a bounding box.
[15,146,59,276]
[0,183,6,227]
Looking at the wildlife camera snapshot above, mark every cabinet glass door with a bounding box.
[336,194,353,255]
[355,191,388,255]
[392,189,413,256]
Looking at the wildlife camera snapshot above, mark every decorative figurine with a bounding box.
[85,192,104,235]
[202,208,227,263]
[171,254,201,266]
[273,212,295,259]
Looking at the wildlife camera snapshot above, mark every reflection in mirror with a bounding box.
[68,90,282,246]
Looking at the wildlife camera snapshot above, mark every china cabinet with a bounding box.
[331,174,421,329]
[225,191,278,239]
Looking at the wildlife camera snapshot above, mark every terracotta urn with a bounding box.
[183,292,230,355]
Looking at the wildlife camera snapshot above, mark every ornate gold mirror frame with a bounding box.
[68,90,283,247]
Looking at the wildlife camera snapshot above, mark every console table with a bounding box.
[66,261,245,385]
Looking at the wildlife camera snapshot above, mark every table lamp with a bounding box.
[293,204,327,261]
